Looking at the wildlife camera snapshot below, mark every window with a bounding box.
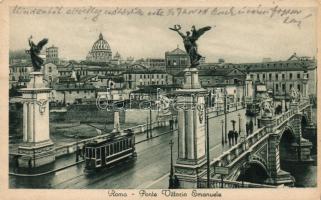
[275,84,279,91]
[297,73,300,79]
[275,74,278,80]
[269,73,272,81]
[96,148,101,159]
[289,73,293,80]
[282,74,285,80]
[307,74,309,78]
[297,84,301,91]
[106,145,109,156]
[290,84,293,90]
[282,84,285,92]
[263,74,265,80]
[257,74,259,80]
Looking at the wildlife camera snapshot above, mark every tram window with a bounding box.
[88,148,92,158]
[116,142,119,152]
[123,140,126,149]
[86,148,89,157]
[97,148,101,159]
[106,145,109,156]
[120,141,123,151]
[111,144,114,154]
[92,148,96,158]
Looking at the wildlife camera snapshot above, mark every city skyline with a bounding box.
[10,7,317,64]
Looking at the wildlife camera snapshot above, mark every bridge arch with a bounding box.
[279,126,296,168]
[236,160,270,184]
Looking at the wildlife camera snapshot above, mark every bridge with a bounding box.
[172,68,315,188]
[174,98,315,188]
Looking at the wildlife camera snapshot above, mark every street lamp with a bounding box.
[169,140,175,188]
[146,116,149,139]
[205,101,210,188]
[221,119,224,145]
[76,134,79,162]
[238,113,241,134]
[224,88,227,144]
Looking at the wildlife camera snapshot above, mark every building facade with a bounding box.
[46,45,59,64]
[165,47,189,75]
[123,69,173,89]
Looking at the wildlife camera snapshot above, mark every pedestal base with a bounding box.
[182,68,201,89]
[265,170,295,186]
[18,140,55,168]
[174,158,207,188]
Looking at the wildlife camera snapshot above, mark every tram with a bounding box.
[84,129,136,173]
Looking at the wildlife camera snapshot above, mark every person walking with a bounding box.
[249,119,254,134]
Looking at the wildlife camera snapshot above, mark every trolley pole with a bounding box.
[146,117,149,139]
[206,105,210,188]
[169,140,174,188]
[224,89,227,144]
[150,107,152,138]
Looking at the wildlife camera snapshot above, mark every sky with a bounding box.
[9,6,317,63]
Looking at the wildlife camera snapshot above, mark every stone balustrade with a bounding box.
[197,178,276,188]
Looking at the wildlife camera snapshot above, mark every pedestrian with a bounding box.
[28,158,32,169]
[228,130,232,146]
[235,131,239,144]
[14,156,19,173]
[249,120,253,134]
[169,119,174,130]
[245,122,249,136]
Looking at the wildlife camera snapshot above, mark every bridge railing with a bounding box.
[197,178,276,188]
[210,126,266,167]
[274,100,310,127]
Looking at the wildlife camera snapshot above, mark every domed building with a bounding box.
[86,33,112,63]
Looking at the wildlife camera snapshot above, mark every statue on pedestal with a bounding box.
[290,87,299,103]
[169,25,212,67]
[26,36,48,72]
[261,101,273,118]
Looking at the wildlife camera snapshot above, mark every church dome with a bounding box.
[92,33,111,52]
[86,33,112,63]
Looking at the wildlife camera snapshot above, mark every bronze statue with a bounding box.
[169,25,211,67]
[26,36,48,72]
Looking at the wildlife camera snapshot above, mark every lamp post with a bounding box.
[205,101,210,188]
[169,140,174,188]
[146,117,149,139]
[221,119,224,145]
[76,134,80,162]
[238,113,241,134]
[149,106,152,138]
[224,88,227,144]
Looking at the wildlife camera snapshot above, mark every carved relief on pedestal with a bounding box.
[36,99,48,114]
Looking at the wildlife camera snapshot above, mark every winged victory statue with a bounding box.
[169,25,212,67]
[26,36,48,72]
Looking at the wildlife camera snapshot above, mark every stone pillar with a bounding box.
[178,109,186,158]
[260,116,294,186]
[265,132,295,186]
[18,72,55,168]
[287,113,313,162]
[281,99,286,113]
[174,68,207,188]
[112,111,121,133]
[22,102,28,142]
[302,72,309,99]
